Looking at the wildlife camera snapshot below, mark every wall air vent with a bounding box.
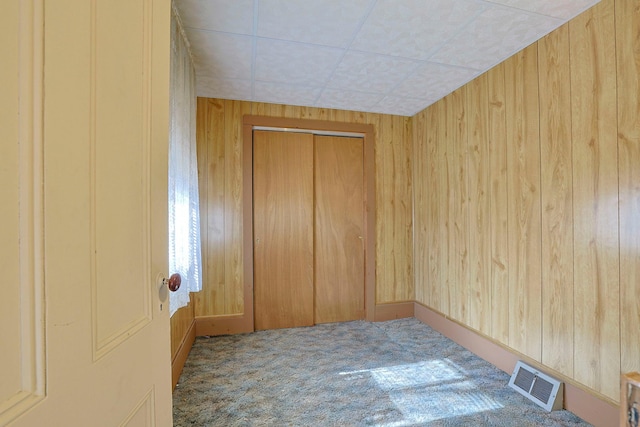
[508,361,564,411]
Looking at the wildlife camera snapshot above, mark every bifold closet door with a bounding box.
[253,130,314,330]
[314,135,364,323]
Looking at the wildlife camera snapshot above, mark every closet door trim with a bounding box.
[242,116,376,329]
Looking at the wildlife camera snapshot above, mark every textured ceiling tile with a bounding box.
[178,0,596,115]
[394,62,478,100]
[375,96,431,116]
[350,0,486,60]
[175,0,254,34]
[430,7,561,69]
[254,82,322,105]
[483,0,598,20]
[257,0,374,47]
[255,39,344,85]
[196,76,253,100]
[316,89,383,112]
[326,52,419,94]
[186,30,253,80]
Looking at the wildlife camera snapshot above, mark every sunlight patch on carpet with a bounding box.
[341,358,504,425]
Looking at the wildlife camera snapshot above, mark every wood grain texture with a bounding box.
[504,44,542,360]
[225,100,250,315]
[191,0,640,400]
[170,296,195,389]
[616,0,640,378]
[430,99,447,315]
[196,100,412,322]
[487,63,510,345]
[170,296,194,359]
[371,114,414,304]
[415,303,619,427]
[314,136,365,324]
[410,0,637,403]
[194,98,224,316]
[400,116,415,303]
[411,109,429,306]
[538,24,575,376]
[570,0,620,400]
[445,88,469,323]
[195,98,209,313]
[466,74,491,335]
[253,131,314,330]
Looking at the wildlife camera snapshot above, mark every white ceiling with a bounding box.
[174,0,599,117]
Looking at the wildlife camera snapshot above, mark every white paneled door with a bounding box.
[0,1,173,425]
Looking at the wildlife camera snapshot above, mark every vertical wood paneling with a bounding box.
[443,89,469,322]
[427,101,445,313]
[195,98,209,313]
[466,75,491,334]
[438,98,452,317]
[195,99,226,316]
[195,0,638,402]
[487,62,510,344]
[570,0,620,400]
[504,44,542,359]
[224,100,250,315]
[538,24,575,376]
[347,110,368,124]
[196,100,413,319]
[412,110,429,305]
[369,112,387,304]
[412,0,636,403]
[617,0,640,377]
[170,298,194,358]
[400,116,414,302]
[372,114,414,304]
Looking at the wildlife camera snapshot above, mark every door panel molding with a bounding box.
[120,388,155,427]
[0,0,46,423]
[89,0,153,361]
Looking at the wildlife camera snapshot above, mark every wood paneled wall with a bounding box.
[170,294,195,388]
[195,99,414,318]
[170,298,194,359]
[617,0,640,379]
[412,0,639,402]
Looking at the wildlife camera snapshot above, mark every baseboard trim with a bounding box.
[171,318,196,390]
[195,314,254,336]
[374,302,414,321]
[413,302,618,427]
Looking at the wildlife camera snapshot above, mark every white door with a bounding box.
[0,0,173,426]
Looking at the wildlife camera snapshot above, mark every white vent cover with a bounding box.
[508,361,564,411]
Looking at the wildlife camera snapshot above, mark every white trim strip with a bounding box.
[252,126,365,138]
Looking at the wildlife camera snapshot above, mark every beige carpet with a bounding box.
[173,318,591,426]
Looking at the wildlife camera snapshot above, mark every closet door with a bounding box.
[253,131,314,330]
[314,136,365,323]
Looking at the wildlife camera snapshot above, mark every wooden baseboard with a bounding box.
[194,304,416,335]
[171,318,196,390]
[413,302,618,427]
[374,302,414,321]
[195,314,254,336]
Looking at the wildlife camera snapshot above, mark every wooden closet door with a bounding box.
[314,135,365,323]
[253,131,314,330]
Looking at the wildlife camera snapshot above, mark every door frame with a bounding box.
[242,116,376,330]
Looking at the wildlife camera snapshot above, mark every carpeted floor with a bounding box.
[173,318,592,426]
